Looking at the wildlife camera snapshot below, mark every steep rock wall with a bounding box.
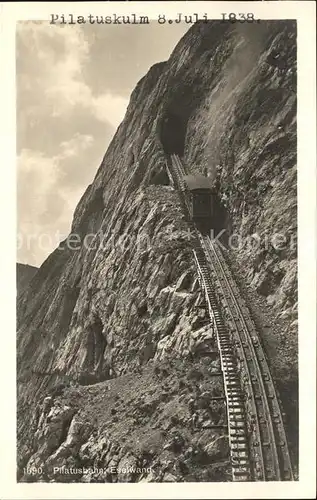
[16,263,38,295]
[17,21,297,481]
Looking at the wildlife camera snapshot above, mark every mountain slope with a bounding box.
[17,21,297,482]
[16,263,38,294]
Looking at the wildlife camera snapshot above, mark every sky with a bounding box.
[16,21,190,267]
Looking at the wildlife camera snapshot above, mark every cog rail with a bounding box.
[193,246,251,481]
[204,238,294,481]
[168,153,293,481]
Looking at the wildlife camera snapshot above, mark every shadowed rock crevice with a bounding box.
[79,314,109,385]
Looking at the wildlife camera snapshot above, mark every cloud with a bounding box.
[17,134,95,265]
[45,79,128,128]
[17,21,128,129]
[16,22,128,265]
[91,93,129,128]
[16,21,190,266]
[17,150,58,225]
[60,133,94,159]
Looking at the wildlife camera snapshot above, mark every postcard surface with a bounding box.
[0,1,316,499]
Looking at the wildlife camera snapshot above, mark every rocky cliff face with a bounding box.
[17,21,297,482]
[16,263,38,295]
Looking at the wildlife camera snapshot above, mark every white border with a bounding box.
[0,2,316,499]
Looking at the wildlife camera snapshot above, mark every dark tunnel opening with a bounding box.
[160,112,189,156]
[159,94,232,245]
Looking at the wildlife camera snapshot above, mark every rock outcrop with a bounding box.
[16,263,38,295]
[17,21,297,482]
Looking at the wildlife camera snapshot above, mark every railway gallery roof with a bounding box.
[183,174,215,191]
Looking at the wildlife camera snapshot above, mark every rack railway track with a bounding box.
[168,153,294,482]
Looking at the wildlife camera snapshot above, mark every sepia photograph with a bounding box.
[1,1,313,497]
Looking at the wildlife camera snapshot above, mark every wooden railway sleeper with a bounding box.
[273,414,281,423]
